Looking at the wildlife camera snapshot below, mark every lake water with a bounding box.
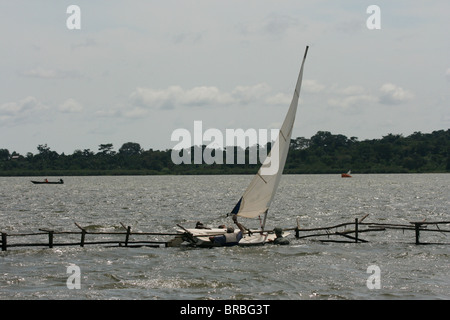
[0,174,449,302]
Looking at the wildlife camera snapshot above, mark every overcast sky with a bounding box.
[1,1,449,155]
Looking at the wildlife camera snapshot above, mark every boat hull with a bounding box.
[172,228,287,247]
[31,181,64,184]
[238,233,269,246]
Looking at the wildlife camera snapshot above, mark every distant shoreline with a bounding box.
[2,130,449,176]
[1,169,448,177]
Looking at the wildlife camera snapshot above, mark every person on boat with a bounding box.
[209,215,246,246]
[269,227,289,245]
[195,221,208,229]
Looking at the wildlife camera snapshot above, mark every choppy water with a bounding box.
[0,174,449,300]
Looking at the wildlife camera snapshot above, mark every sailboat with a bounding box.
[173,46,309,247]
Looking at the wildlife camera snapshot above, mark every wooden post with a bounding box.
[74,222,87,247]
[80,229,86,247]
[414,223,420,245]
[48,231,54,248]
[1,233,7,251]
[124,226,131,247]
[39,228,55,248]
[355,218,359,243]
[360,214,369,223]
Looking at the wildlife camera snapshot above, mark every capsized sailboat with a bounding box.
[173,46,309,247]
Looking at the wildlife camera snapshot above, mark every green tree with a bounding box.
[119,142,142,156]
[98,143,115,155]
[0,149,10,161]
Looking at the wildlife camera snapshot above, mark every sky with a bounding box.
[1,1,449,155]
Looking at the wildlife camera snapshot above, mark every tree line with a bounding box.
[1,129,449,176]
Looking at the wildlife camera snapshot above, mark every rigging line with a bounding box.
[286,126,294,140]
[279,129,287,142]
[256,172,267,184]
[286,129,292,140]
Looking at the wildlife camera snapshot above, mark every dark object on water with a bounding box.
[31,179,64,184]
[341,170,352,178]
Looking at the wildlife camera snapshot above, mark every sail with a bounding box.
[232,46,309,220]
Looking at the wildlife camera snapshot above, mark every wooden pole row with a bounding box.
[1,218,449,251]
[0,222,180,251]
[409,221,450,245]
[0,233,170,251]
[292,216,449,245]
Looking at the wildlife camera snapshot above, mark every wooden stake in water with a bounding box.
[1,233,7,251]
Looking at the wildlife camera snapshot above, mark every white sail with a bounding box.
[231,46,309,221]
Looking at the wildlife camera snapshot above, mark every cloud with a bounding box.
[0,96,49,124]
[328,94,377,112]
[70,38,99,50]
[231,83,271,103]
[129,83,278,109]
[326,82,414,112]
[379,83,414,105]
[58,98,83,113]
[265,93,291,106]
[129,86,181,110]
[338,85,366,96]
[21,67,82,79]
[0,97,86,125]
[182,86,234,106]
[94,106,150,120]
[130,85,234,109]
[172,32,203,45]
[122,107,149,118]
[327,84,376,112]
[237,13,301,39]
[127,80,413,118]
[94,109,120,118]
[446,68,450,81]
[262,13,299,37]
[303,80,326,93]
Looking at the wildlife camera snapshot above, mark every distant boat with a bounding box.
[341,170,352,178]
[31,179,64,184]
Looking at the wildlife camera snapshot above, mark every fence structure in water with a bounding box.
[1,216,449,251]
[288,215,450,245]
[0,222,180,251]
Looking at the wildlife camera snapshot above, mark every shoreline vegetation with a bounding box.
[1,130,449,176]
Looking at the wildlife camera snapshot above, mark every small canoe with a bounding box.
[31,180,64,184]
